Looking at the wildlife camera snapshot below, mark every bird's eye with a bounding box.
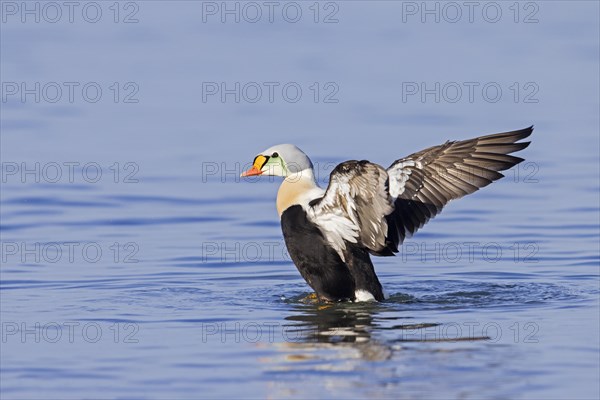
[272,152,279,158]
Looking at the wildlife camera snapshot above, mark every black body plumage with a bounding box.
[280,205,384,301]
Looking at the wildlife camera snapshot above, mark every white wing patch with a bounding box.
[310,212,359,260]
[387,159,421,198]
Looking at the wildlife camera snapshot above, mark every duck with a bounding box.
[240,126,533,302]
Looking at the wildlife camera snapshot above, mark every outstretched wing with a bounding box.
[308,160,393,261]
[384,126,533,252]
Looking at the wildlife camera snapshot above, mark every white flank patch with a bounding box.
[354,289,376,302]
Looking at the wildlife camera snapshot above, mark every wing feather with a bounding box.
[306,126,532,260]
[384,126,533,252]
[308,161,393,260]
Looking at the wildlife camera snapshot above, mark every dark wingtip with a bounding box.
[510,125,534,141]
[476,126,534,145]
[500,126,532,162]
[517,125,533,149]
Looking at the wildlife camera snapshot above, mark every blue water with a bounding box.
[1,1,599,399]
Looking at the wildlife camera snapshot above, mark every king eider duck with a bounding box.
[240,127,533,302]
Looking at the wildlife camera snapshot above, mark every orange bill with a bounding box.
[241,155,267,177]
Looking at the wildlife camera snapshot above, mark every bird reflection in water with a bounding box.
[265,295,491,366]
[259,302,392,365]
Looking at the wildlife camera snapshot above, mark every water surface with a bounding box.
[1,1,599,399]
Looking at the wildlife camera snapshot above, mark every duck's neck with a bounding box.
[276,169,323,217]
